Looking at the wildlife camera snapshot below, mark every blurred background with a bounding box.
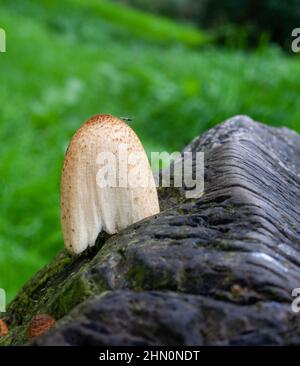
[1,0,300,302]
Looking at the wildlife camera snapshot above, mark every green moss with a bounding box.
[126,264,147,291]
[117,247,127,260]
[51,278,92,318]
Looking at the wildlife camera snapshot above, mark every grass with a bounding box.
[0,0,300,302]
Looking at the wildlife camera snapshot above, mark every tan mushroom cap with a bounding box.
[61,114,160,255]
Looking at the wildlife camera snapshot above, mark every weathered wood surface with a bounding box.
[2,115,300,346]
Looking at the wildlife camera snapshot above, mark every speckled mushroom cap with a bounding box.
[61,114,160,255]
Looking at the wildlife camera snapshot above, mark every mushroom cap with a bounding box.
[0,319,8,337]
[61,114,160,255]
[28,314,56,339]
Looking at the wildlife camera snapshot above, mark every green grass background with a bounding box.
[1,0,300,302]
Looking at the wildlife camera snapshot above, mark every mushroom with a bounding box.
[0,319,8,337]
[28,314,56,339]
[61,114,160,255]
